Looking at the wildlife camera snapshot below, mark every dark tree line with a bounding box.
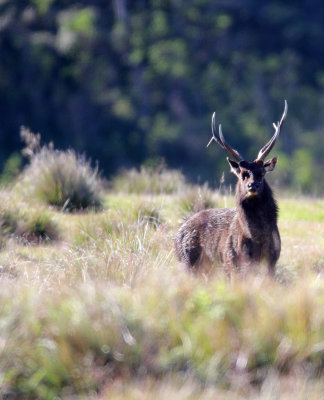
[1,0,324,191]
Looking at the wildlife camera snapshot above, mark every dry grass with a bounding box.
[17,146,103,211]
[100,373,324,400]
[0,174,323,399]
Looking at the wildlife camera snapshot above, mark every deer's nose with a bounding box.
[248,182,259,191]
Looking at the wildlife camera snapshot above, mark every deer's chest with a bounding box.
[240,236,269,262]
[241,237,261,260]
[240,230,280,263]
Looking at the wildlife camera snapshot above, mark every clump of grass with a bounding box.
[178,184,218,215]
[0,191,59,245]
[18,128,103,211]
[111,165,187,194]
[16,209,59,244]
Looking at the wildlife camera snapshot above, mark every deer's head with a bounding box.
[207,101,287,200]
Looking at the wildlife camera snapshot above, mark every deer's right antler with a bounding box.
[207,112,244,161]
[256,100,288,161]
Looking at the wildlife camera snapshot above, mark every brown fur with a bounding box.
[174,159,281,275]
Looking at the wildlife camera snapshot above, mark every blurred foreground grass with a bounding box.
[0,181,324,399]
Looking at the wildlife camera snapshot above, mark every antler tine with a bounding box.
[207,112,224,148]
[257,100,288,161]
[207,112,244,161]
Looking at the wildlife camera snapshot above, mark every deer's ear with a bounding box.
[227,158,240,176]
[264,156,278,173]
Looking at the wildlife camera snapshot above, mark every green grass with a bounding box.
[279,198,324,222]
[0,190,59,245]
[0,180,323,399]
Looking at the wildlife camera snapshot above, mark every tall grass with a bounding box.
[111,165,187,194]
[0,190,58,245]
[0,160,324,398]
[3,275,324,398]
[17,129,103,211]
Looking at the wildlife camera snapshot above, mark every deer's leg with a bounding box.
[266,229,281,276]
[223,235,239,278]
[267,262,276,276]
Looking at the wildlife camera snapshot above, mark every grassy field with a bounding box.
[0,168,324,399]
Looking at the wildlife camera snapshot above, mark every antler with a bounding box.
[256,100,288,161]
[207,112,244,161]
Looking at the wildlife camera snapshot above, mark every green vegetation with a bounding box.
[0,161,323,398]
[18,145,103,211]
[280,198,324,223]
[1,2,324,396]
[0,153,22,186]
[0,190,58,245]
[1,1,324,192]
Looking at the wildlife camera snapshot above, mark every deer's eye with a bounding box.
[242,172,250,180]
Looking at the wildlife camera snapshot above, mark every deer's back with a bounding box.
[174,208,236,268]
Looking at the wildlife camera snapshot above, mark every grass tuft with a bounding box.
[0,191,59,245]
[16,209,59,244]
[18,147,103,211]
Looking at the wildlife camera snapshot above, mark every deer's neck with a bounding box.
[236,181,278,240]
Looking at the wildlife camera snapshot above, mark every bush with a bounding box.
[111,165,187,194]
[19,147,103,211]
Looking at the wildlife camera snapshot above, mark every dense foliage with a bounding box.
[1,0,324,191]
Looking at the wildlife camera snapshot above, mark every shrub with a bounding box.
[19,146,103,211]
[111,165,187,194]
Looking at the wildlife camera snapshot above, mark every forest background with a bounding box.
[0,0,323,193]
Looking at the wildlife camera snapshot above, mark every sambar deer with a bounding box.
[174,101,288,276]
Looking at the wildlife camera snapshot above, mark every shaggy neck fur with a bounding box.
[236,180,278,240]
